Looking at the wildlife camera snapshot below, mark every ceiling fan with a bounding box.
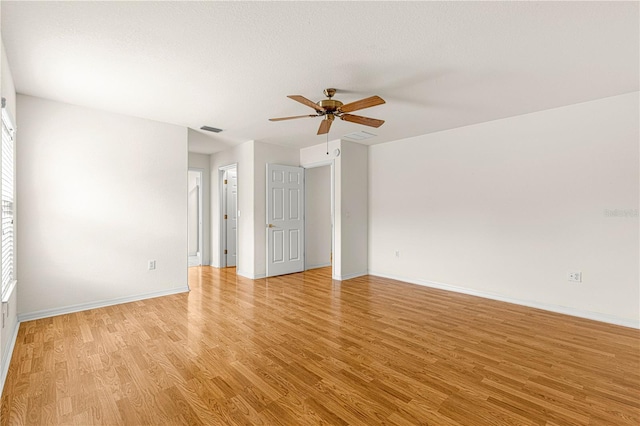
[269,88,385,135]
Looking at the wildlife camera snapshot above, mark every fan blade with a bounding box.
[341,114,385,128]
[317,118,333,135]
[287,95,325,112]
[269,114,317,121]
[339,95,385,113]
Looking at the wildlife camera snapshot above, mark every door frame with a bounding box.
[188,168,204,266]
[218,163,238,268]
[303,160,335,278]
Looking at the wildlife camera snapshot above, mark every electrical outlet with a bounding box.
[568,271,582,283]
[148,260,156,271]
[395,250,400,258]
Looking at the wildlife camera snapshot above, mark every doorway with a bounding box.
[219,164,238,267]
[188,169,203,267]
[304,163,333,274]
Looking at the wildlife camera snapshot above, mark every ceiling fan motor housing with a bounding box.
[318,99,343,113]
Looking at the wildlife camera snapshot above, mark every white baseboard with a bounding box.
[17,286,190,323]
[236,270,266,280]
[0,318,19,397]
[334,271,368,281]
[369,271,640,329]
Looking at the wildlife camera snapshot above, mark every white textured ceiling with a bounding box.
[2,1,638,154]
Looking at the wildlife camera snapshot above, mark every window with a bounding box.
[1,98,16,301]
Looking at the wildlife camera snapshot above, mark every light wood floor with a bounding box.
[1,267,639,425]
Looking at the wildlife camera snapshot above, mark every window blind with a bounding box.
[1,100,15,301]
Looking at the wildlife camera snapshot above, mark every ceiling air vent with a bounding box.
[342,130,377,141]
[200,125,223,133]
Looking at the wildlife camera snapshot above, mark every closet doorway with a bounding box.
[304,163,333,274]
[188,169,203,267]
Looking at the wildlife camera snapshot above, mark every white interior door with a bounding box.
[266,164,304,277]
[225,168,237,267]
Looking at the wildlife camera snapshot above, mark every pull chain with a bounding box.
[326,130,329,155]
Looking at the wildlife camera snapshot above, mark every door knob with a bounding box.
[268,224,275,228]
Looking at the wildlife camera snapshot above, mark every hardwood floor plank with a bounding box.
[1,266,638,425]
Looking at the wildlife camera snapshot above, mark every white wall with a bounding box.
[16,95,189,318]
[369,92,640,327]
[0,37,19,394]
[187,129,228,155]
[210,141,253,277]
[188,151,210,264]
[253,141,300,278]
[305,165,332,269]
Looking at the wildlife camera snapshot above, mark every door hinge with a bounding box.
[224,214,228,219]
[224,179,228,185]
[224,249,228,254]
